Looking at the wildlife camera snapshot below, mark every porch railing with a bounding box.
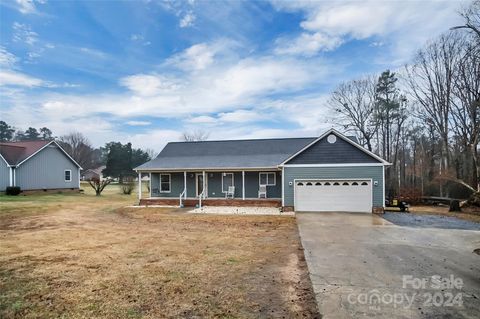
[179,189,186,207]
[198,190,205,208]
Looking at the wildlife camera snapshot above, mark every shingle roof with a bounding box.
[0,140,51,166]
[135,137,317,170]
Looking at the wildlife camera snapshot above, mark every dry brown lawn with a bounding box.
[0,184,319,318]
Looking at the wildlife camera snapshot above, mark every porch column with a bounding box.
[149,173,152,197]
[281,167,284,207]
[202,171,206,199]
[138,172,142,200]
[242,171,245,200]
[9,167,12,187]
[184,171,187,198]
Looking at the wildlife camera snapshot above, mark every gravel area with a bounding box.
[382,212,480,230]
[189,206,294,215]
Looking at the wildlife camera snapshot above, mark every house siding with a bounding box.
[15,145,80,190]
[286,135,379,164]
[0,159,9,191]
[283,166,384,207]
[150,170,282,199]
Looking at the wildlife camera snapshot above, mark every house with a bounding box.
[0,140,82,192]
[82,165,106,181]
[134,129,390,213]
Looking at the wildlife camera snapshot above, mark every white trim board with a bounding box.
[0,153,10,167]
[280,128,390,166]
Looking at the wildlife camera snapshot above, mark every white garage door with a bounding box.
[294,180,372,213]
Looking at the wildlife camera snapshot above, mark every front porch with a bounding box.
[138,170,282,207]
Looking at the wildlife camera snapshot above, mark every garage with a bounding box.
[294,179,373,213]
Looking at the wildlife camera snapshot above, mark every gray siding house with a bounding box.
[135,129,390,213]
[0,140,82,192]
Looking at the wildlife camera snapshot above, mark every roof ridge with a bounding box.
[167,137,317,144]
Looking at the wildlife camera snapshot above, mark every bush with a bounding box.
[6,186,21,196]
[122,182,135,195]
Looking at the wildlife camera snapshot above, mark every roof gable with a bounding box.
[0,140,82,168]
[282,129,389,165]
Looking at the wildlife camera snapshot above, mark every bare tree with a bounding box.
[88,177,112,196]
[451,0,480,38]
[405,33,462,175]
[328,77,377,151]
[451,37,480,191]
[58,132,96,169]
[181,130,210,142]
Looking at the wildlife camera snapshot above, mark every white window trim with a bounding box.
[64,169,72,182]
[259,172,276,186]
[221,173,234,193]
[160,173,171,193]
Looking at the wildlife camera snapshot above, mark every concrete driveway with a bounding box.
[296,212,480,319]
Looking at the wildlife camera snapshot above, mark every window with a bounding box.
[64,170,72,182]
[160,174,171,193]
[222,173,234,193]
[259,172,276,186]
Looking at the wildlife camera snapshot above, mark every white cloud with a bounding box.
[126,120,152,126]
[130,34,151,46]
[80,47,107,59]
[167,43,217,71]
[271,0,465,61]
[218,109,265,123]
[179,11,196,28]
[16,0,36,14]
[119,74,181,96]
[185,115,217,124]
[12,22,38,45]
[275,32,343,56]
[0,47,19,68]
[0,70,43,87]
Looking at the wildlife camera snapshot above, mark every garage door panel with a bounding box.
[295,180,372,213]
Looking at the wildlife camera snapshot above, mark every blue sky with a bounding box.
[0,0,467,150]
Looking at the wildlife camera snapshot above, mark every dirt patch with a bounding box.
[0,188,319,318]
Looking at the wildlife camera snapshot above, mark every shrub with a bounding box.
[122,182,135,195]
[6,186,21,196]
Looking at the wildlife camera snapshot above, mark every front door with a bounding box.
[196,173,206,197]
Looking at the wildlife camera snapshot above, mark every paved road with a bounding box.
[296,212,480,319]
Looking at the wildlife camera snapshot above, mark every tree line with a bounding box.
[0,121,153,182]
[329,1,479,203]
